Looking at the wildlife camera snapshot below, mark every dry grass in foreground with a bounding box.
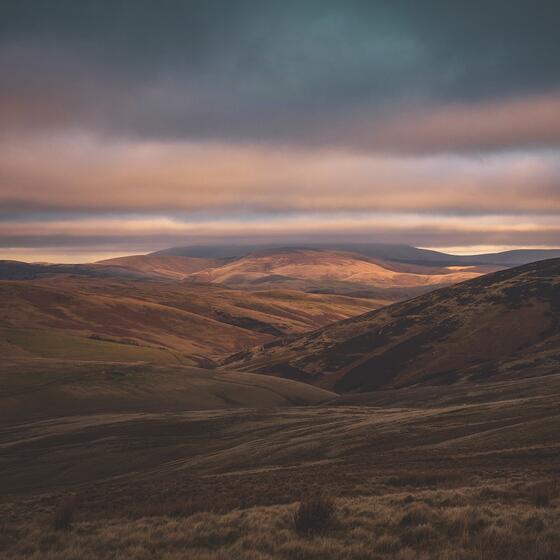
[3,482,560,560]
[3,372,560,559]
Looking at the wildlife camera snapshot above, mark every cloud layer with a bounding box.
[1,1,559,259]
[1,135,559,214]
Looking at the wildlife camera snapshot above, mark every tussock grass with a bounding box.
[293,495,336,535]
[123,494,254,520]
[125,498,200,519]
[52,496,77,532]
[4,483,560,559]
[526,480,559,508]
[386,470,461,488]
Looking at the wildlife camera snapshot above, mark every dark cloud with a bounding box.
[2,1,560,150]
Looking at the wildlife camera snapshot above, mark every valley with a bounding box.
[0,275,380,366]
[1,244,510,368]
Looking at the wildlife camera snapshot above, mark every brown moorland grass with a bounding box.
[293,495,336,535]
[0,276,380,365]
[2,371,560,559]
[3,485,560,559]
[51,496,77,532]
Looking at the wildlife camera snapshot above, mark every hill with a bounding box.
[153,243,560,266]
[0,276,378,366]
[0,359,335,423]
[97,248,494,299]
[185,248,486,290]
[0,260,150,280]
[3,258,560,560]
[96,254,222,280]
[222,258,560,391]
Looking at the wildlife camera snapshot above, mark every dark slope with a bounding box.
[342,245,560,266]
[153,243,560,266]
[455,249,560,267]
[0,360,335,424]
[0,260,153,281]
[222,258,560,392]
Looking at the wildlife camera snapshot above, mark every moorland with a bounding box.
[1,245,560,559]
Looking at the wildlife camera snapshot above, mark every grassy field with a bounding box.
[4,485,560,559]
[1,328,184,363]
[2,371,559,559]
[0,359,334,423]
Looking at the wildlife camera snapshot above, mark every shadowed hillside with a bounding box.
[154,243,560,267]
[0,260,151,281]
[223,258,560,391]
[0,360,335,423]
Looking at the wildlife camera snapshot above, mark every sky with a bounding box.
[1,0,560,262]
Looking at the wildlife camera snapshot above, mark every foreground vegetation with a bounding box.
[3,481,560,559]
[2,368,560,559]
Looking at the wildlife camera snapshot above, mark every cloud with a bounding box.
[2,1,560,153]
[2,1,560,259]
[338,93,560,154]
[1,135,559,215]
[2,212,560,261]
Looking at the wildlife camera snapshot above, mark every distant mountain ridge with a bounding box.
[152,243,560,266]
[0,260,151,281]
[4,245,557,304]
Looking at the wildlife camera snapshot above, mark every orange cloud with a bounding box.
[362,93,560,153]
[1,134,558,214]
[1,213,559,252]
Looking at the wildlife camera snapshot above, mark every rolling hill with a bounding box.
[154,243,560,266]
[4,367,560,559]
[222,258,560,391]
[0,360,335,423]
[186,247,491,289]
[97,248,495,299]
[0,276,379,366]
[0,259,150,280]
[3,255,560,560]
[96,254,222,280]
